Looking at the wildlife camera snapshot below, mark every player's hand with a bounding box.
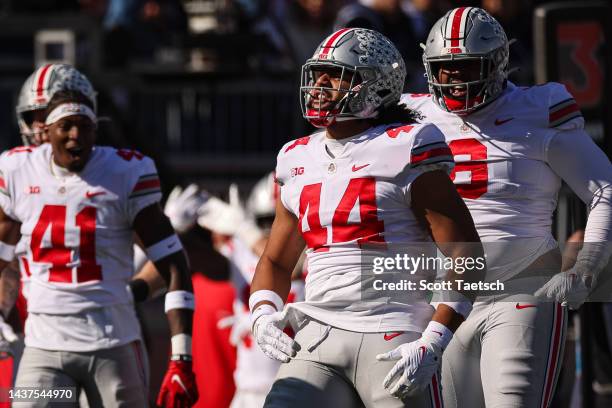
[197,184,245,236]
[0,314,17,355]
[376,332,443,399]
[535,265,591,310]
[252,310,298,363]
[157,359,198,408]
[217,301,252,346]
[164,184,209,234]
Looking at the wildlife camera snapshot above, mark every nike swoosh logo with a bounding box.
[515,303,537,310]
[171,374,190,396]
[86,191,106,199]
[383,332,403,341]
[432,330,443,337]
[352,164,370,172]
[494,117,514,126]
[168,242,176,249]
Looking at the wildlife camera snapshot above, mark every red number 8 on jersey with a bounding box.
[448,138,488,199]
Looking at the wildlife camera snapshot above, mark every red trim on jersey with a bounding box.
[319,28,351,59]
[21,257,31,277]
[0,177,5,190]
[450,7,467,47]
[549,103,580,123]
[132,178,160,192]
[411,147,453,164]
[431,373,442,408]
[541,303,564,408]
[284,136,311,153]
[36,64,52,98]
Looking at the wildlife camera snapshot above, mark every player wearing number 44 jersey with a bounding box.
[249,28,485,408]
[0,89,198,407]
[400,7,612,408]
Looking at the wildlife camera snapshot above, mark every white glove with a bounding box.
[217,301,252,346]
[164,184,209,233]
[198,184,263,246]
[0,314,17,351]
[376,321,451,399]
[251,306,297,363]
[535,265,591,310]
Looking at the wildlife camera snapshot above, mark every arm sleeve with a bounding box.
[127,156,163,223]
[546,128,612,275]
[0,154,17,221]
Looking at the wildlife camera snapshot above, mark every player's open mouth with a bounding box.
[66,146,84,158]
[449,81,468,98]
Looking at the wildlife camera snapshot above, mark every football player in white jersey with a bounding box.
[0,64,100,389]
[248,28,485,408]
[0,89,198,407]
[400,7,612,407]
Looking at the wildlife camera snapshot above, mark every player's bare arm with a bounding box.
[133,202,193,335]
[411,169,485,330]
[133,202,199,406]
[0,207,20,280]
[247,196,305,363]
[250,197,305,308]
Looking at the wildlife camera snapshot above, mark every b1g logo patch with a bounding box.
[291,167,304,177]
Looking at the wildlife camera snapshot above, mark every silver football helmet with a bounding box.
[301,28,406,127]
[422,7,509,114]
[247,172,277,220]
[16,64,97,145]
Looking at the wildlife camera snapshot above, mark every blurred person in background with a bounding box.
[334,0,426,91]
[103,0,188,66]
[204,173,306,408]
[261,0,347,70]
[481,0,534,83]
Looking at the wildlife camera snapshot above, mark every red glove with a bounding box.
[157,359,198,408]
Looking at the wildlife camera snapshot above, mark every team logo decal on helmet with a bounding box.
[422,7,510,114]
[300,28,406,128]
[16,64,97,145]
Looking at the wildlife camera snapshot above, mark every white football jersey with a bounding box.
[0,143,162,315]
[400,81,584,280]
[276,123,454,333]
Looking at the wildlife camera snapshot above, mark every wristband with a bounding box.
[164,290,195,313]
[431,301,473,320]
[0,241,15,262]
[171,333,192,356]
[145,234,183,263]
[421,320,454,350]
[248,289,284,312]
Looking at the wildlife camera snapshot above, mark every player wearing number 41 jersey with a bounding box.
[400,7,612,408]
[249,28,485,408]
[0,89,198,407]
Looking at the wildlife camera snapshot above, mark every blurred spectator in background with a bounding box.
[104,0,188,67]
[259,0,346,70]
[334,0,428,91]
[401,0,453,43]
[482,0,534,84]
